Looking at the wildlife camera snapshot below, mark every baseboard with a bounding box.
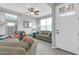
[51,46,57,48]
[57,48,77,55]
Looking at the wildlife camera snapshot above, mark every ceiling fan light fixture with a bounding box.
[24,7,39,16]
[30,12,35,15]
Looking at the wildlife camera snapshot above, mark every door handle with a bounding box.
[56,29,59,34]
[78,32,79,36]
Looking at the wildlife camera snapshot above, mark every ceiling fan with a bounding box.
[25,8,40,16]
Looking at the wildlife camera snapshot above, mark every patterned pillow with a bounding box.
[23,36,34,46]
[18,36,34,50]
[15,31,28,41]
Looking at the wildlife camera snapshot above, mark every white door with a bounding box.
[55,4,79,54]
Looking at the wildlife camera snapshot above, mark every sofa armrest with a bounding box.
[26,38,38,55]
[0,46,25,55]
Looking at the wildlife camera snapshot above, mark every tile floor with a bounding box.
[36,40,75,55]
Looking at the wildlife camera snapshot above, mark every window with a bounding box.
[7,22,15,26]
[40,19,46,31]
[59,4,75,16]
[5,13,17,21]
[40,18,52,31]
[47,18,52,31]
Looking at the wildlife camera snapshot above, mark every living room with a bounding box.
[0,0,79,59]
[0,3,78,55]
[0,3,54,55]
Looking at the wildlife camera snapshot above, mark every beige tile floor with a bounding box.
[36,40,75,55]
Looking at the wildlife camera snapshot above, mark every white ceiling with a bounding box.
[0,3,52,18]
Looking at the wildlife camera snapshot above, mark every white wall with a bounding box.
[51,4,56,48]
[47,3,58,48]
[35,18,40,32]
[17,15,37,34]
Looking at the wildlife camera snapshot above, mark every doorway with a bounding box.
[55,4,79,54]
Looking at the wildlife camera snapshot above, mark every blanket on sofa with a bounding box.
[15,36,34,51]
[15,31,34,50]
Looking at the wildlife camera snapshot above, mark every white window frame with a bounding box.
[40,17,52,31]
[59,4,75,16]
[5,13,17,21]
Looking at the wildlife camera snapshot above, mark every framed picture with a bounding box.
[23,20,33,28]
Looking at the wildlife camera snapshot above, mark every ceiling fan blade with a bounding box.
[34,11,39,15]
[35,11,40,12]
[34,12,39,15]
[28,8,33,12]
[34,11,39,13]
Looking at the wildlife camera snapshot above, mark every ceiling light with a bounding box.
[24,8,39,16]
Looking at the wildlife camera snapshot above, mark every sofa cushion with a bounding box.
[37,34,49,38]
[44,31,49,35]
[0,46,25,55]
[39,31,47,35]
[36,31,52,42]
